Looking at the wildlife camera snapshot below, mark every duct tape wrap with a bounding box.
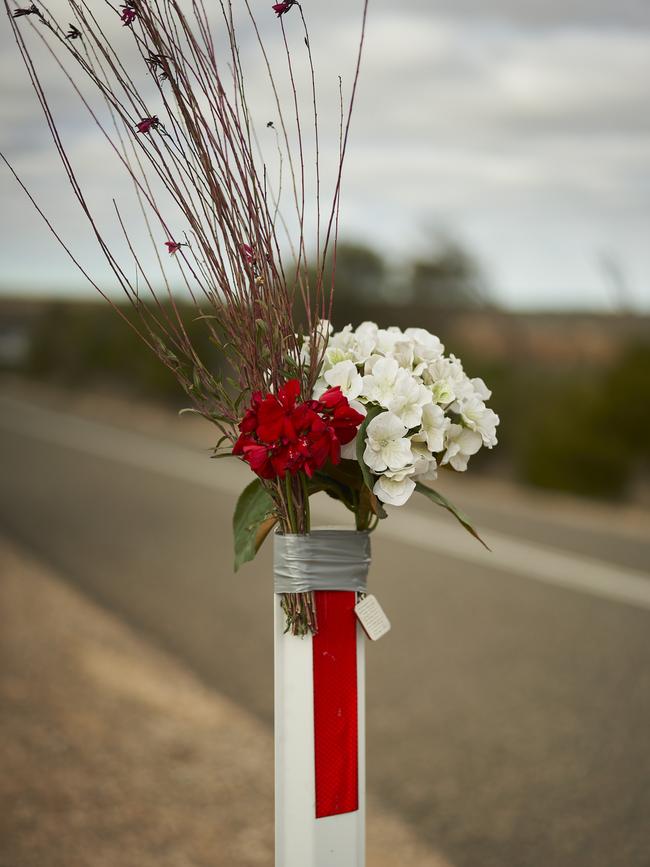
[273,529,371,594]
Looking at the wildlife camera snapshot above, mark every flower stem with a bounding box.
[281,591,318,636]
[354,489,372,531]
[300,471,311,534]
[284,472,298,533]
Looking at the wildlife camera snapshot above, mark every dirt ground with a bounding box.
[0,536,450,867]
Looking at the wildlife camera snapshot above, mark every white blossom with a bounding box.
[373,466,416,506]
[361,356,400,407]
[429,378,456,405]
[323,359,363,400]
[424,355,467,405]
[363,411,413,472]
[471,377,492,401]
[375,327,402,357]
[387,369,432,428]
[454,395,499,447]
[410,440,438,480]
[352,321,379,362]
[450,374,477,404]
[442,424,483,471]
[362,353,383,375]
[355,321,379,343]
[328,323,354,348]
[412,402,449,453]
[392,338,415,369]
[324,345,354,368]
[403,327,444,363]
[324,325,355,367]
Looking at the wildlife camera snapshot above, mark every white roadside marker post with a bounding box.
[273,529,375,867]
[274,597,366,866]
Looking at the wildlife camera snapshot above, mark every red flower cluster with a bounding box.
[136,116,159,134]
[120,2,137,25]
[239,243,255,265]
[233,379,364,480]
[272,1,296,17]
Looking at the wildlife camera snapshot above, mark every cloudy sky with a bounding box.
[1,0,649,310]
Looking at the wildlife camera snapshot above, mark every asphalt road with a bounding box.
[1,393,649,867]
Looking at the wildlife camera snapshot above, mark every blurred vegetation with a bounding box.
[410,238,489,308]
[518,344,650,499]
[24,300,222,402]
[315,236,489,309]
[2,238,648,502]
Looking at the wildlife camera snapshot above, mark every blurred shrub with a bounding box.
[409,236,488,308]
[518,382,629,498]
[322,242,389,301]
[26,300,219,404]
[516,345,650,499]
[313,237,487,310]
[605,344,650,461]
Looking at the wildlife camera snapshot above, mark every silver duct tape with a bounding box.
[273,529,371,594]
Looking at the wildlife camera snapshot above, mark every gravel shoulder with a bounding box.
[0,535,450,867]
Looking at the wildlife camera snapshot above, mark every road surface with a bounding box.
[1,392,649,867]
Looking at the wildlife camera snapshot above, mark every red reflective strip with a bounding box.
[312,590,359,818]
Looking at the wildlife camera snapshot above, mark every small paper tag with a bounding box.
[355,594,391,641]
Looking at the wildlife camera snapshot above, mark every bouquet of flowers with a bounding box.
[5,0,498,639]
[232,318,498,628]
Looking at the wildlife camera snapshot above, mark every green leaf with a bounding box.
[355,405,383,493]
[308,473,356,511]
[359,483,386,524]
[326,459,365,490]
[233,479,276,571]
[414,482,490,550]
[355,405,388,518]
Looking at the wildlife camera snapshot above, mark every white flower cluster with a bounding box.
[309,321,499,507]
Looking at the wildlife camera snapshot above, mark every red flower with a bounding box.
[317,386,346,412]
[232,380,363,480]
[306,418,339,471]
[136,116,159,134]
[233,435,276,479]
[239,391,263,434]
[256,378,301,443]
[120,3,137,25]
[316,386,365,445]
[239,243,254,265]
[165,240,182,255]
[272,1,296,17]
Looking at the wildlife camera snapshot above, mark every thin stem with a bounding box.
[284,473,298,533]
[300,472,311,534]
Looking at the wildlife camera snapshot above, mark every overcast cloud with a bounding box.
[1,0,648,310]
